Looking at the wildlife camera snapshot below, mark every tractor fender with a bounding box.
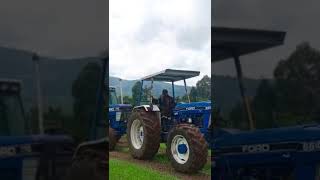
[133,105,160,112]
[73,138,108,159]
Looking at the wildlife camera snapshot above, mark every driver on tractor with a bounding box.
[158,89,175,117]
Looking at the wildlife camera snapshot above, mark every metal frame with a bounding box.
[138,69,200,105]
[212,27,286,130]
[141,69,200,82]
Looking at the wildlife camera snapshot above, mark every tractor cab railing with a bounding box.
[138,69,200,106]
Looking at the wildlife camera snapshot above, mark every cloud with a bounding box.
[0,0,107,58]
[212,0,320,78]
[110,0,211,86]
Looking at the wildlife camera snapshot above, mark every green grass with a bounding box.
[114,142,211,175]
[110,158,179,180]
[201,163,211,175]
[160,143,166,150]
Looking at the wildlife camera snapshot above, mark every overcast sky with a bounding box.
[0,0,107,58]
[213,0,320,79]
[109,0,211,86]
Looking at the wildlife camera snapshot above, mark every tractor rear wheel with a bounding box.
[109,127,117,151]
[127,109,160,159]
[167,124,208,173]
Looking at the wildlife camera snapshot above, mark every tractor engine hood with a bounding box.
[0,135,74,146]
[174,101,211,111]
[109,104,132,112]
[213,124,320,154]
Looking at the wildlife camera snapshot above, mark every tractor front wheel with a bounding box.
[127,109,160,159]
[167,124,208,173]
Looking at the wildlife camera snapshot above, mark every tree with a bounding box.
[229,102,248,130]
[123,96,133,104]
[196,75,211,101]
[72,62,101,142]
[189,87,197,102]
[253,79,276,129]
[274,42,320,124]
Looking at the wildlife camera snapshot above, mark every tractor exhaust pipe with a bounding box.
[32,53,44,134]
[119,78,123,104]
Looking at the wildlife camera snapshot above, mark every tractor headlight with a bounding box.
[116,112,122,121]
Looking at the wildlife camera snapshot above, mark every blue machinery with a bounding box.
[212,27,320,179]
[125,69,212,173]
[0,56,109,180]
[108,86,132,150]
[0,80,74,180]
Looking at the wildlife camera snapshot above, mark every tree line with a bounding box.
[25,42,320,141]
[224,42,320,130]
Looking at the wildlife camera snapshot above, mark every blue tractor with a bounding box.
[108,86,132,150]
[126,69,212,173]
[0,55,109,180]
[212,27,320,179]
[0,79,74,180]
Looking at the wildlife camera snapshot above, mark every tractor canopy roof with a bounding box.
[141,69,200,82]
[212,27,286,61]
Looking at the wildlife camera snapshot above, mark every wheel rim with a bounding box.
[130,119,144,149]
[171,135,189,164]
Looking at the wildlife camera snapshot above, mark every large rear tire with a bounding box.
[167,124,208,173]
[109,127,117,151]
[127,109,160,159]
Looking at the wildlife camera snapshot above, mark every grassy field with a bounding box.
[109,158,179,180]
[115,142,211,175]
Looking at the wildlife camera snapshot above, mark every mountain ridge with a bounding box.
[1,46,262,115]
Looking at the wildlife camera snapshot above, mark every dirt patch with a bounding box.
[110,138,211,180]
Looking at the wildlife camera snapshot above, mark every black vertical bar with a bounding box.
[138,80,144,105]
[233,54,255,130]
[91,56,108,140]
[172,81,175,99]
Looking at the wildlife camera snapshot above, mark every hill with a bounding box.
[0,46,101,114]
[0,46,262,116]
